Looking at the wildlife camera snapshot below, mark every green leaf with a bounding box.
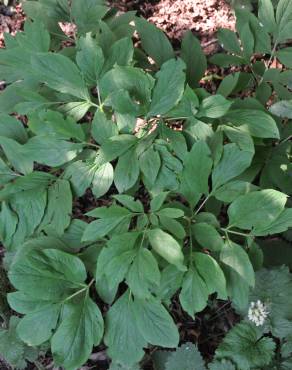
[194,212,220,228]
[148,58,186,117]
[147,228,185,270]
[224,109,280,139]
[156,208,184,219]
[217,72,240,97]
[132,296,179,348]
[239,22,254,60]
[39,179,72,236]
[193,223,224,252]
[139,146,161,187]
[135,17,174,67]
[208,359,236,370]
[198,94,232,118]
[276,0,292,30]
[127,248,160,298]
[212,144,253,190]
[214,180,258,203]
[254,208,292,236]
[277,20,292,42]
[181,31,207,87]
[244,243,263,273]
[155,265,184,302]
[104,292,147,366]
[164,343,205,370]
[8,188,47,248]
[270,100,292,118]
[64,160,95,197]
[249,267,292,332]
[215,322,275,370]
[99,66,154,106]
[0,114,28,144]
[113,195,144,213]
[228,189,287,230]
[100,134,138,162]
[0,136,33,175]
[62,219,88,249]
[59,101,91,121]
[71,0,108,34]
[0,316,38,369]
[0,171,54,200]
[179,268,209,317]
[223,265,250,311]
[114,147,139,193]
[0,158,18,186]
[180,140,213,205]
[92,162,114,198]
[220,242,255,287]
[18,19,51,52]
[28,110,85,141]
[96,232,139,291]
[276,48,292,68]
[83,206,131,242]
[102,37,134,73]
[159,216,186,240]
[16,302,61,346]
[167,85,199,120]
[217,28,242,54]
[109,362,141,370]
[8,249,87,300]
[92,110,118,144]
[194,252,227,299]
[32,52,90,100]
[209,53,246,67]
[76,33,104,84]
[259,0,276,33]
[51,295,104,370]
[150,192,169,212]
[25,136,82,167]
[65,160,114,198]
[0,202,17,248]
[222,125,254,153]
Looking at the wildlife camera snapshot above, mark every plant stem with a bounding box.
[63,279,94,303]
[279,135,292,145]
[221,227,251,238]
[195,194,211,215]
[187,208,194,266]
[201,74,224,81]
[81,141,100,149]
[259,42,278,85]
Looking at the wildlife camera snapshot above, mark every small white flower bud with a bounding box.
[248,300,269,326]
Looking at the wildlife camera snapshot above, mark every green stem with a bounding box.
[63,279,94,303]
[89,101,100,109]
[81,141,100,149]
[259,42,278,85]
[195,194,211,215]
[164,116,188,121]
[201,74,224,81]
[279,135,292,145]
[221,227,251,238]
[189,209,194,266]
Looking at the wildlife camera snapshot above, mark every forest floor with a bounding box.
[0,1,239,369]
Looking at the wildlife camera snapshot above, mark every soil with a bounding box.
[110,0,235,54]
[0,1,239,369]
[0,3,24,48]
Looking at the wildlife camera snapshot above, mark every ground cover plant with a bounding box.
[0,0,291,369]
